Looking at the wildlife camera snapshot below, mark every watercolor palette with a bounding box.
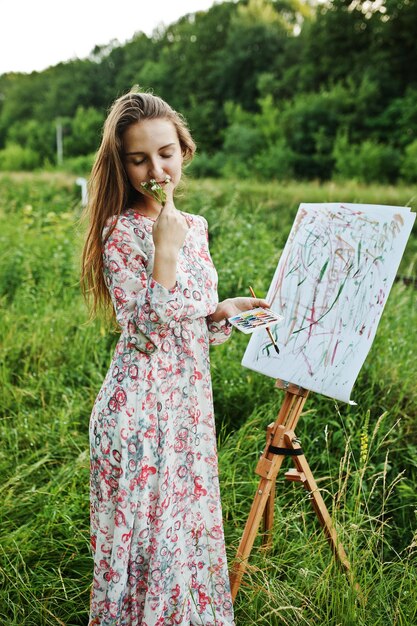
[228,307,283,334]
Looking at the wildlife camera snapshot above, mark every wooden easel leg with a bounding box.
[230,382,358,602]
[229,449,285,600]
[284,432,363,601]
[283,431,352,574]
[262,480,275,548]
[229,388,309,600]
[262,423,276,548]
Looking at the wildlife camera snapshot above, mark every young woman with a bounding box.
[81,90,269,626]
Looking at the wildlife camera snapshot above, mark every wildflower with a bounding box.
[141,175,171,206]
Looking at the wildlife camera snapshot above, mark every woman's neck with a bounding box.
[132,196,162,219]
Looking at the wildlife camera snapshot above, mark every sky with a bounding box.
[0,0,220,75]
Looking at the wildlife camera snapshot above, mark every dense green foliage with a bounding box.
[0,173,416,624]
[1,0,417,182]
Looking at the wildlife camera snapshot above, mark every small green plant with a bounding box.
[0,142,41,171]
[140,175,171,206]
[400,139,417,183]
[333,132,402,183]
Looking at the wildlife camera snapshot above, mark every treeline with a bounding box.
[1,0,417,182]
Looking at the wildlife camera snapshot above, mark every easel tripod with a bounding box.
[230,379,356,600]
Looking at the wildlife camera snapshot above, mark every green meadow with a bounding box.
[0,172,416,625]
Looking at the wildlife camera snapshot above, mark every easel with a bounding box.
[229,379,357,600]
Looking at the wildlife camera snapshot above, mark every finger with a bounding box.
[163,180,175,203]
[157,199,175,217]
[160,195,177,213]
[158,205,180,222]
[254,298,271,308]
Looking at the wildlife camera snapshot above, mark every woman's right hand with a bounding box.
[152,184,189,255]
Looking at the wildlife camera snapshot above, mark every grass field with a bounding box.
[0,172,416,625]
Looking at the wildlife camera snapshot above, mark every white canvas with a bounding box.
[242,203,416,403]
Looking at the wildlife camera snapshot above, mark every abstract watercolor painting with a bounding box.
[242,203,416,403]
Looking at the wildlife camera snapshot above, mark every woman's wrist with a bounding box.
[208,300,230,323]
[153,248,178,289]
[154,245,179,263]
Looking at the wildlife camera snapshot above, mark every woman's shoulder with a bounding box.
[102,211,151,265]
[103,209,152,241]
[182,211,208,231]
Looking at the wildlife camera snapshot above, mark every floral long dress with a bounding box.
[89,208,235,626]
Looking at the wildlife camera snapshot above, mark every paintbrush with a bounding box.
[249,285,280,354]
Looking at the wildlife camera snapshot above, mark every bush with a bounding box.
[332,130,359,180]
[219,97,295,180]
[400,139,417,182]
[253,141,294,180]
[186,151,224,178]
[221,122,265,178]
[58,153,95,176]
[8,119,56,162]
[280,89,345,179]
[65,106,104,157]
[0,142,42,171]
[333,132,401,183]
[357,140,401,183]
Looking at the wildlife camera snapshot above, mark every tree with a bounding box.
[216,0,290,111]
[112,33,155,94]
[65,106,105,157]
[0,0,415,179]
[7,119,56,162]
[296,0,376,92]
[152,1,237,151]
[371,0,417,96]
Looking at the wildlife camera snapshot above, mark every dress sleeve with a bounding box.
[199,216,233,346]
[206,317,233,346]
[102,217,187,355]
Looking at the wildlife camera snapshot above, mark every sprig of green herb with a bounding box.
[140,175,171,206]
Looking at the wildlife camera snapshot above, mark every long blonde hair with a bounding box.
[80,89,196,319]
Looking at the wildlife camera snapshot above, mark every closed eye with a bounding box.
[130,153,173,165]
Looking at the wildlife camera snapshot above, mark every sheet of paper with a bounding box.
[242,203,416,403]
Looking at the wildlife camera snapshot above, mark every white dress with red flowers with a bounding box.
[89,209,235,626]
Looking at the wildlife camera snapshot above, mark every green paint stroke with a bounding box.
[293,276,348,335]
[285,263,301,278]
[319,259,329,282]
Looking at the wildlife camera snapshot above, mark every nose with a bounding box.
[147,157,165,180]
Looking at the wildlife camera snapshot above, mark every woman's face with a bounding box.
[122,118,183,201]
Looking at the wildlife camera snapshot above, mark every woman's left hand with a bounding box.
[210,297,270,323]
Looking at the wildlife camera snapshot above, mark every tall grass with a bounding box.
[0,173,416,624]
